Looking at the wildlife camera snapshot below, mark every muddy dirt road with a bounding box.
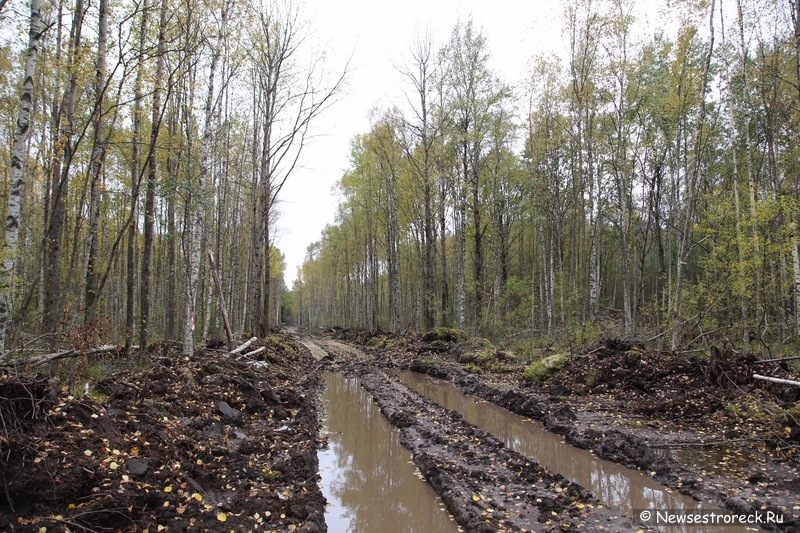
[2,330,797,532]
[298,330,798,533]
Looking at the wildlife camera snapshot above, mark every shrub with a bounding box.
[522,353,569,382]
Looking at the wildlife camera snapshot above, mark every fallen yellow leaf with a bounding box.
[217,512,227,522]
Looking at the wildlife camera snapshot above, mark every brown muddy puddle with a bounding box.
[397,371,755,532]
[317,372,459,533]
[652,446,755,478]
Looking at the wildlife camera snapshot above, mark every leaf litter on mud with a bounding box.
[0,335,327,533]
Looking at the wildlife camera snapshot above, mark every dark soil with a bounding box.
[0,336,326,533]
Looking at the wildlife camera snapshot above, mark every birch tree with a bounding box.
[398,32,442,332]
[0,0,43,355]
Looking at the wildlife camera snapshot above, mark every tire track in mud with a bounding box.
[354,369,635,533]
[294,334,636,532]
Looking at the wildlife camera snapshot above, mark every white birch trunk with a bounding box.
[183,41,220,355]
[791,221,800,336]
[0,0,43,355]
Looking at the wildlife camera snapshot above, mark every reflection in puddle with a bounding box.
[318,372,459,533]
[398,371,754,533]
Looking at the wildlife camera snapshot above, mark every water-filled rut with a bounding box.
[303,334,753,532]
[317,372,459,533]
[396,370,749,532]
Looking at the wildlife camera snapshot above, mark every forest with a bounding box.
[0,0,345,358]
[0,0,799,358]
[293,0,800,353]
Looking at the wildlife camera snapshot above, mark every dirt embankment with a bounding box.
[327,330,799,531]
[0,337,326,533]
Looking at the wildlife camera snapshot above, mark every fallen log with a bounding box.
[752,355,800,364]
[239,346,266,360]
[0,344,125,369]
[752,374,800,387]
[229,337,257,356]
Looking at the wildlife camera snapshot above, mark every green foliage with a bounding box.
[261,467,277,482]
[366,335,388,348]
[501,336,556,363]
[500,277,532,331]
[3,0,798,354]
[463,337,494,352]
[567,320,601,348]
[522,353,569,383]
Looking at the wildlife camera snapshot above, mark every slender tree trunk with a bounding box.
[164,113,178,341]
[165,182,177,339]
[439,178,449,327]
[183,30,220,355]
[387,160,401,333]
[0,0,43,354]
[736,0,763,335]
[44,0,85,339]
[84,0,109,326]
[719,0,749,343]
[672,0,715,350]
[793,0,800,336]
[124,0,149,355]
[253,116,270,336]
[140,0,168,358]
[456,145,468,330]
[471,148,484,327]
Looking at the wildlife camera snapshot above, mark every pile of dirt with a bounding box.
[0,336,326,533]
[545,340,799,424]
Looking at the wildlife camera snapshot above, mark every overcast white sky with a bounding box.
[275,0,665,286]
